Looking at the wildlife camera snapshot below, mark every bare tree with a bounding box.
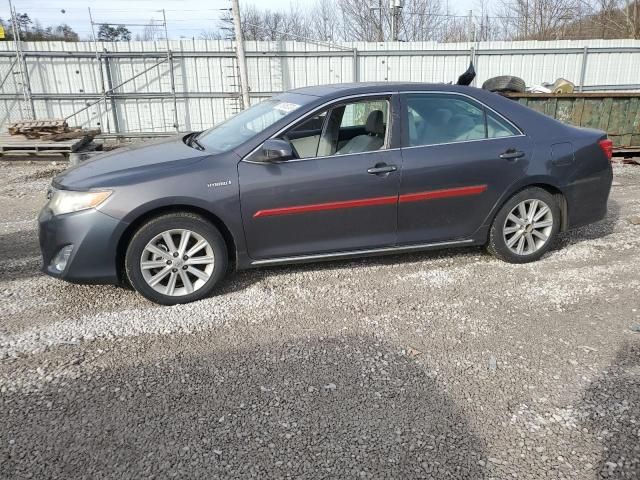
[621,0,640,38]
[205,0,638,44]
[400,0,446,41]
[496,0,581,40]
[337,0,384,41]
[198,29,223,40]
[214,3,316,41]
[309,0,343,41]
[142,19,163,41]
[549,0,639,39]
[438,16,471,41]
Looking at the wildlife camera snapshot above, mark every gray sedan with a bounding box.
[39,83,613,304]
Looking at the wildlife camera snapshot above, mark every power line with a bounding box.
[8,8,230,13]
[403,11,521,21]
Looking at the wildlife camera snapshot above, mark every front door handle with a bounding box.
[500,149,525,160]
[367,164,397,175]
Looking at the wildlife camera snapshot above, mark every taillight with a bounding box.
[599,139,613,161]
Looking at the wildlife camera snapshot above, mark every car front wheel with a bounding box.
[487,187,560,263]
[125,212,228,305]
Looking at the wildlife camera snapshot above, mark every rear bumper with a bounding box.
[38,207,127,285]
[565,166,613,229]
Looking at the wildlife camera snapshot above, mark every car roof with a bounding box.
[274,82,580,148]
[288,82,474,98]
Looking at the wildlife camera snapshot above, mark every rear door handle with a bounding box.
[367,164,397,175]
[500,149,525,160]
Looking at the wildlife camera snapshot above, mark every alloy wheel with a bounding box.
[503,199,553,256]
[140,229,215,296]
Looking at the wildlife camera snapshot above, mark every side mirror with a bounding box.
[260,139,294,162]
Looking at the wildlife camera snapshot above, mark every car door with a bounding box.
[238,95,402,260]
[398,92,533,245]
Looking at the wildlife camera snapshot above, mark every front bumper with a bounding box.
[38,207,128,284]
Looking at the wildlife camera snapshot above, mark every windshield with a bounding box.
[196,98,305,152]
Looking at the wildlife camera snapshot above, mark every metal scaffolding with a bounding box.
[79,8,179,133]
[7,0,35,120]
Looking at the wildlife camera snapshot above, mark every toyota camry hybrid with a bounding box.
[39,83,613,305]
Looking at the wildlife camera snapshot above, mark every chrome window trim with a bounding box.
[400,134,527,151]
[244,147,402,164]
[242,91,397,164]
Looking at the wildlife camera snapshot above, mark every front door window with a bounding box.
[280,98,390,159]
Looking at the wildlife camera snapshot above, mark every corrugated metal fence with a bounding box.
[0,38,639,135]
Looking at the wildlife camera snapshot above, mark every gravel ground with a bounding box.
[1,159,639,479]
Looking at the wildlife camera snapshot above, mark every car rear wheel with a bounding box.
[125,212,228,305]
[487,187,560,263]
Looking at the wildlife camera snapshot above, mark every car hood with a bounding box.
[54,134,210,190]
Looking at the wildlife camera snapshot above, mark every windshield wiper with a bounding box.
[186,132,205,151]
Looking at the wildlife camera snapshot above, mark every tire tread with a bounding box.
[482,75,526,93]
[487,187,560,264]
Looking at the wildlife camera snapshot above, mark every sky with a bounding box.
[0,0,474,40]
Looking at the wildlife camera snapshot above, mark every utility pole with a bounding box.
[468,10,475,43]
[231,0,250,110]
[379,0,383,41]
[524,0,529,38]
[162,9,179,131]
[390,0,402,41]
[634,0,637,39]
[369,1,384,41]
[88,7,109,132]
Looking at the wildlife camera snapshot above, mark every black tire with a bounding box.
[125,212,228,305]
[487,187,560,264]
[482,75,526,93]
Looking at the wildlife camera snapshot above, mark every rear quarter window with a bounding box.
[487,111,520,138]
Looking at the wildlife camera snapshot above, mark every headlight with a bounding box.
[47,188,112,216]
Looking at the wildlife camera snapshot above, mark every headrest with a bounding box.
[449,114,474,133]
[365,110,385,136]
[433,108,452,125]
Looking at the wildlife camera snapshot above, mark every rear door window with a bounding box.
[404,93,518,147]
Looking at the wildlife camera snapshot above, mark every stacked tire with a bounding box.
[481,75,526,93]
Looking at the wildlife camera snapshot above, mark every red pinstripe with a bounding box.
[253,195,397,218]
[253,184,488,218]
[398,184,488,203]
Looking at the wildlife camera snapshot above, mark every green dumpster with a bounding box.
[507,93,640,156]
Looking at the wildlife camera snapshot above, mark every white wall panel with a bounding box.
[0,39,638,133]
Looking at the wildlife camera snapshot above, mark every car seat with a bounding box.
[336,110,385,155]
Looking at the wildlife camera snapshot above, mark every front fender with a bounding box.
[116,195,237,226]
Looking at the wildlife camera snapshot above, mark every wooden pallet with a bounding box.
[0,133,91,156]
[7,119,68,138]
